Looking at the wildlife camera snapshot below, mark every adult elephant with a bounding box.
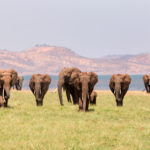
[29,74,51,106]
[57,67,81,106]
[70,72,98,111]
[15,76,24,90]
[90,91,97,105]
[0,69,18,107]
[109,74,131,106]
[143,74,150,93]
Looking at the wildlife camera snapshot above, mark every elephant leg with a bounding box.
[78,97,83,111]
[4,99,8,107]
[86,97,89,111]
[93,97,96,105]
[36,100,43,106]
[116,99,123,106]
[73,89,79,104]
[0,96,4,107]
[66,88,71,103]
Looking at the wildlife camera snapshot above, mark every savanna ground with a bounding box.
[0,90,150,150]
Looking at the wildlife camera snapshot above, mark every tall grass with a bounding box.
[0,90,150,150]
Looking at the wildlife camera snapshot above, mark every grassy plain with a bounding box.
[0,90,150,150]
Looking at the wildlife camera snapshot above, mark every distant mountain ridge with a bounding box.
[0,45,150,75]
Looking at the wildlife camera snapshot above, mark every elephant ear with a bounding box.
[123,74,131,85]
[143,74,149,83]
[29,74,36,93]
[0,74,4,88]
[122,74,131,90]
[109,74,116,93]
[88,72,98,87]
[70,72,80,89]
[41,74,51,91]
[42,74,51,85]
[9,69,18,87]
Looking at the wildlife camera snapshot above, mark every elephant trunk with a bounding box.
[82,81,89,111]
[115,83,123,106]
[34,83,42,102]
[3,86,10,100]
[57,83,63,106]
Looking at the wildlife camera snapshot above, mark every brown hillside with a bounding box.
[0,46,150,75]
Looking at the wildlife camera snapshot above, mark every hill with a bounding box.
[0,46,150,75]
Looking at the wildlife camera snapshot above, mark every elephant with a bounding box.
[57,67,81,106]
[69,72,98,111]
[29,74,51,106]
[15,76,24,90]
[143,74,150,93]
[0,69,18,107]
[109,74,131,106]
[90,91,97,105]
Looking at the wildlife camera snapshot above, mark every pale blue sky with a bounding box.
[0,0,150,58]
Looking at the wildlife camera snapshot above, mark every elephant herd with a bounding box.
[0,68,150,111]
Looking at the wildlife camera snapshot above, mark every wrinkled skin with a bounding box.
[143,75,150,93]
[57,67,81,106]
[90,91,97,105]
[29,74,51,106]
[15,76,24,90]
[0,69,18,107]
[70,72,98,112]
[109,74,131,106]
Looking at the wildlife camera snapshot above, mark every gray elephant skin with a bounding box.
[69,72,98,111]
[143,74,150,93]
[57,67,81,106]
[0,69,18,107]
[29,74,51,106]
[109,74,131,106]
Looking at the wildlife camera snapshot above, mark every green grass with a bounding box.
[0,90,150,150]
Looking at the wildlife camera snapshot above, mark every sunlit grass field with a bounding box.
[0,90,150,150]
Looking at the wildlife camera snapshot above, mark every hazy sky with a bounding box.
[0,0,150,58]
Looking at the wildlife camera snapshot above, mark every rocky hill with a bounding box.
[0,46,150,75]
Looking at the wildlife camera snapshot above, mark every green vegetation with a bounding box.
[0,90,150,150]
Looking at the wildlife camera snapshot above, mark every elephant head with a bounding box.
[29,74,51,106]
[0,69,18,107]
[109,74,131,106]
[15,76,24,90]
[143,74,150,93]
[57,67,81,106]
[70,71,98,111]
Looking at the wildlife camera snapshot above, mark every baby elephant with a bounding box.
[29,74,51,106]
[90,91,97,105]
[109,74,131,106]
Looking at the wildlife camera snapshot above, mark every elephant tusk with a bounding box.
[120,89,121,95]
[2,88,6,103]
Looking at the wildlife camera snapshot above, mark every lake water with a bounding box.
[23,75,145,91]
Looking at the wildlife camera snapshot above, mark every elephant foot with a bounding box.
[78,108,88,112]
[36,101,43,106]
[116,100,123,107]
